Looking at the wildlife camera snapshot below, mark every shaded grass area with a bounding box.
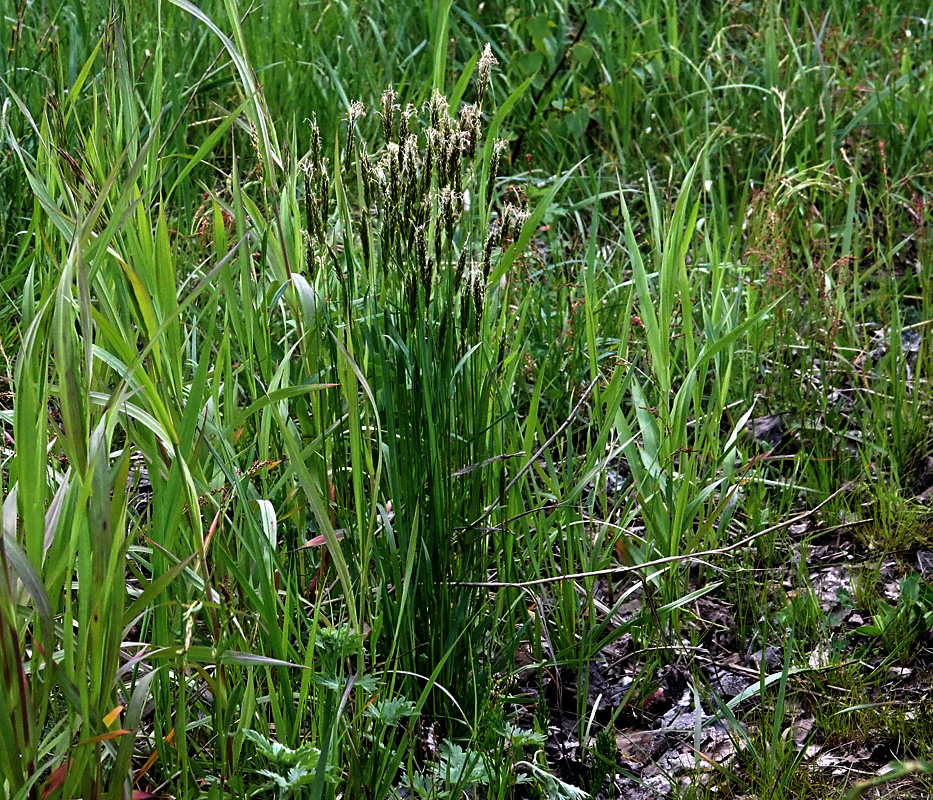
[1,1,933,798]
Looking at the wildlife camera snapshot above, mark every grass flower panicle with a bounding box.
[380,85,398,143]
[476,42,498,106]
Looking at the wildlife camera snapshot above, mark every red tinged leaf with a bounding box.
[294,529,346,550]
[77,729,132,746]
[42,760,72,799]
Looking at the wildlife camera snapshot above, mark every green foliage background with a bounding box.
[1,1,932,798]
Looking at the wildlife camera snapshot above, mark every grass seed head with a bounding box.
[309,115,321,167]
[359,143,377,209]
[500,203,529,247]
[482,229,496,279]
[417,225,433,292]
[458,104,481,160]
[427,88,449,131]
[487,139,507,204]
[477,43,498,106]
[415,224,428,274]
[319,166,330,213]
[347,100,365,131]
[438,308,450,344]
[345,102,365,170]
[401,135,422,195]
[384,142,402,216]
[359,211,371,270]
[471,263,485,328]
[381,86,398,142]
[248,122,263,174]
[422,128,436,195]
[302,161,325,243]
[400,103,416,142]
[455,244,469,287]
[409,196,430,248]
[444,122,463,193]
[302,160,314,208]
[439,186,460,246]
[303,226,314,272]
